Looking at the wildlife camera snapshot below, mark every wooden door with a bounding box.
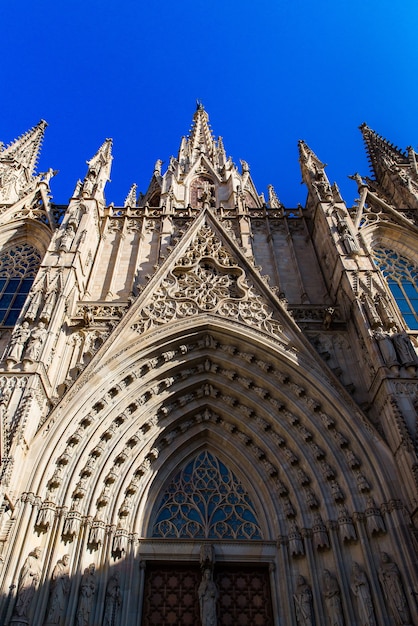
[142,564,274,626]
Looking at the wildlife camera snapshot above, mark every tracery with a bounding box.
[0,243,41,325]
[373,247,418,330]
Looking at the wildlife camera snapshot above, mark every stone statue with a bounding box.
[25,289,43,322]
[102,574,122,626]
[13,547,42,620]
[373,328,398,367]
[154,159,163,175]
[294,575,315,626]
[392,331,417,367]
[6,322,31,362]
[323,570,345,626]
[378,553,412,626]
[59,224,75,252]
[44,554,70,626]
[76,564,96,626]
[40,287,57,323]
[24,322,47,361]
[198,567,218,626]
[350,563,376,626]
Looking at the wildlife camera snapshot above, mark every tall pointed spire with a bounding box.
[1,119,47,175]
[187,102,217,163]
[142,105,262,210]
[359,123,408,180]
[298,140,333,202]
[359,124,418,209]
[81,138,113,203]
[0,120,48,204]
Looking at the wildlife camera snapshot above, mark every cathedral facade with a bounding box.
[0,106,417,625]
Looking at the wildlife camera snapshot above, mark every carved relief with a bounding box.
[350,563,376,626]
[132,224,283,338]
[294,575,314,626]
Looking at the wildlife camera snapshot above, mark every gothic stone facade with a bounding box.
[0,107,417,626]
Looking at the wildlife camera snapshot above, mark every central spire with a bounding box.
[177,104,227,174]
[141,105,263,210]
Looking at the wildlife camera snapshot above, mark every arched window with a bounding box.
[151,451,262,539]
[373,247,418,330]
[0,243,41,326]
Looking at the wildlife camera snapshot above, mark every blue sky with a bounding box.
[1,1,417,207]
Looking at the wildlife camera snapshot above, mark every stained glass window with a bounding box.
[151,451,263,539]
[373,248,418,330]
[0,244,41,326]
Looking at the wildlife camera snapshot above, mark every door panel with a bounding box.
[142,564,273,626]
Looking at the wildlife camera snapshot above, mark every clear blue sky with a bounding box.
[1,1,417,207]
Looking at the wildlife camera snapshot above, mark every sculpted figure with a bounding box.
[350,563,376,626]
[40,288,57,323]
[25,288,43,322]
[76,564,96,626]
[7,322,31,362]
[45,555,70,625]
[59,224,76,252]
[378,553,412,626]
[392,331,417,366]
[13,547,42,620]
[373,328,398,367]
[198,567,218,626]
[24,322,47,361]
[323,570,345,626]
[294,575,315,626]
[102,574,122,626]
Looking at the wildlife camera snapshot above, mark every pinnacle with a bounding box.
[1,119,48,176]
[359,123,407,179]
[298,140,326,169]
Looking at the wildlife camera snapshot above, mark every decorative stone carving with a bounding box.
[365,497,386,536]
[44,555,70,626]
[132,224,283,338]
[294,575,315,626]
[88,519,106,548]
[112,526,128,556]
[24,322,47,362]
[350,563,376,626]
[393,331,417,367]
[102,575,122,626]
[76,564,96,626]
[378,553,412,626]
[198,566,218,626]
[6,322,31,364]
[338,505,357,542]
[323,570,345,626]
[288,521,304,557]
[312,514,330,550]
[373,328,398,368]
[12,547,42,622]
[35,500,56,531]
[62,508,82,540]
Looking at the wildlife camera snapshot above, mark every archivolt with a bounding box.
[27,322,397,550]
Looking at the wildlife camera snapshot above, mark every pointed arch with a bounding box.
[148,449,264,540]
[25,316,400,552]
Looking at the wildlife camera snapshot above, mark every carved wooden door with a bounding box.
[142,564,201,625]
[215,566,274,626]
[142,564,274,626]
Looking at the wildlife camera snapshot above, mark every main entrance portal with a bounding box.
[142,564,274,626]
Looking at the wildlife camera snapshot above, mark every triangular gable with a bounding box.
[73,209,330,380]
